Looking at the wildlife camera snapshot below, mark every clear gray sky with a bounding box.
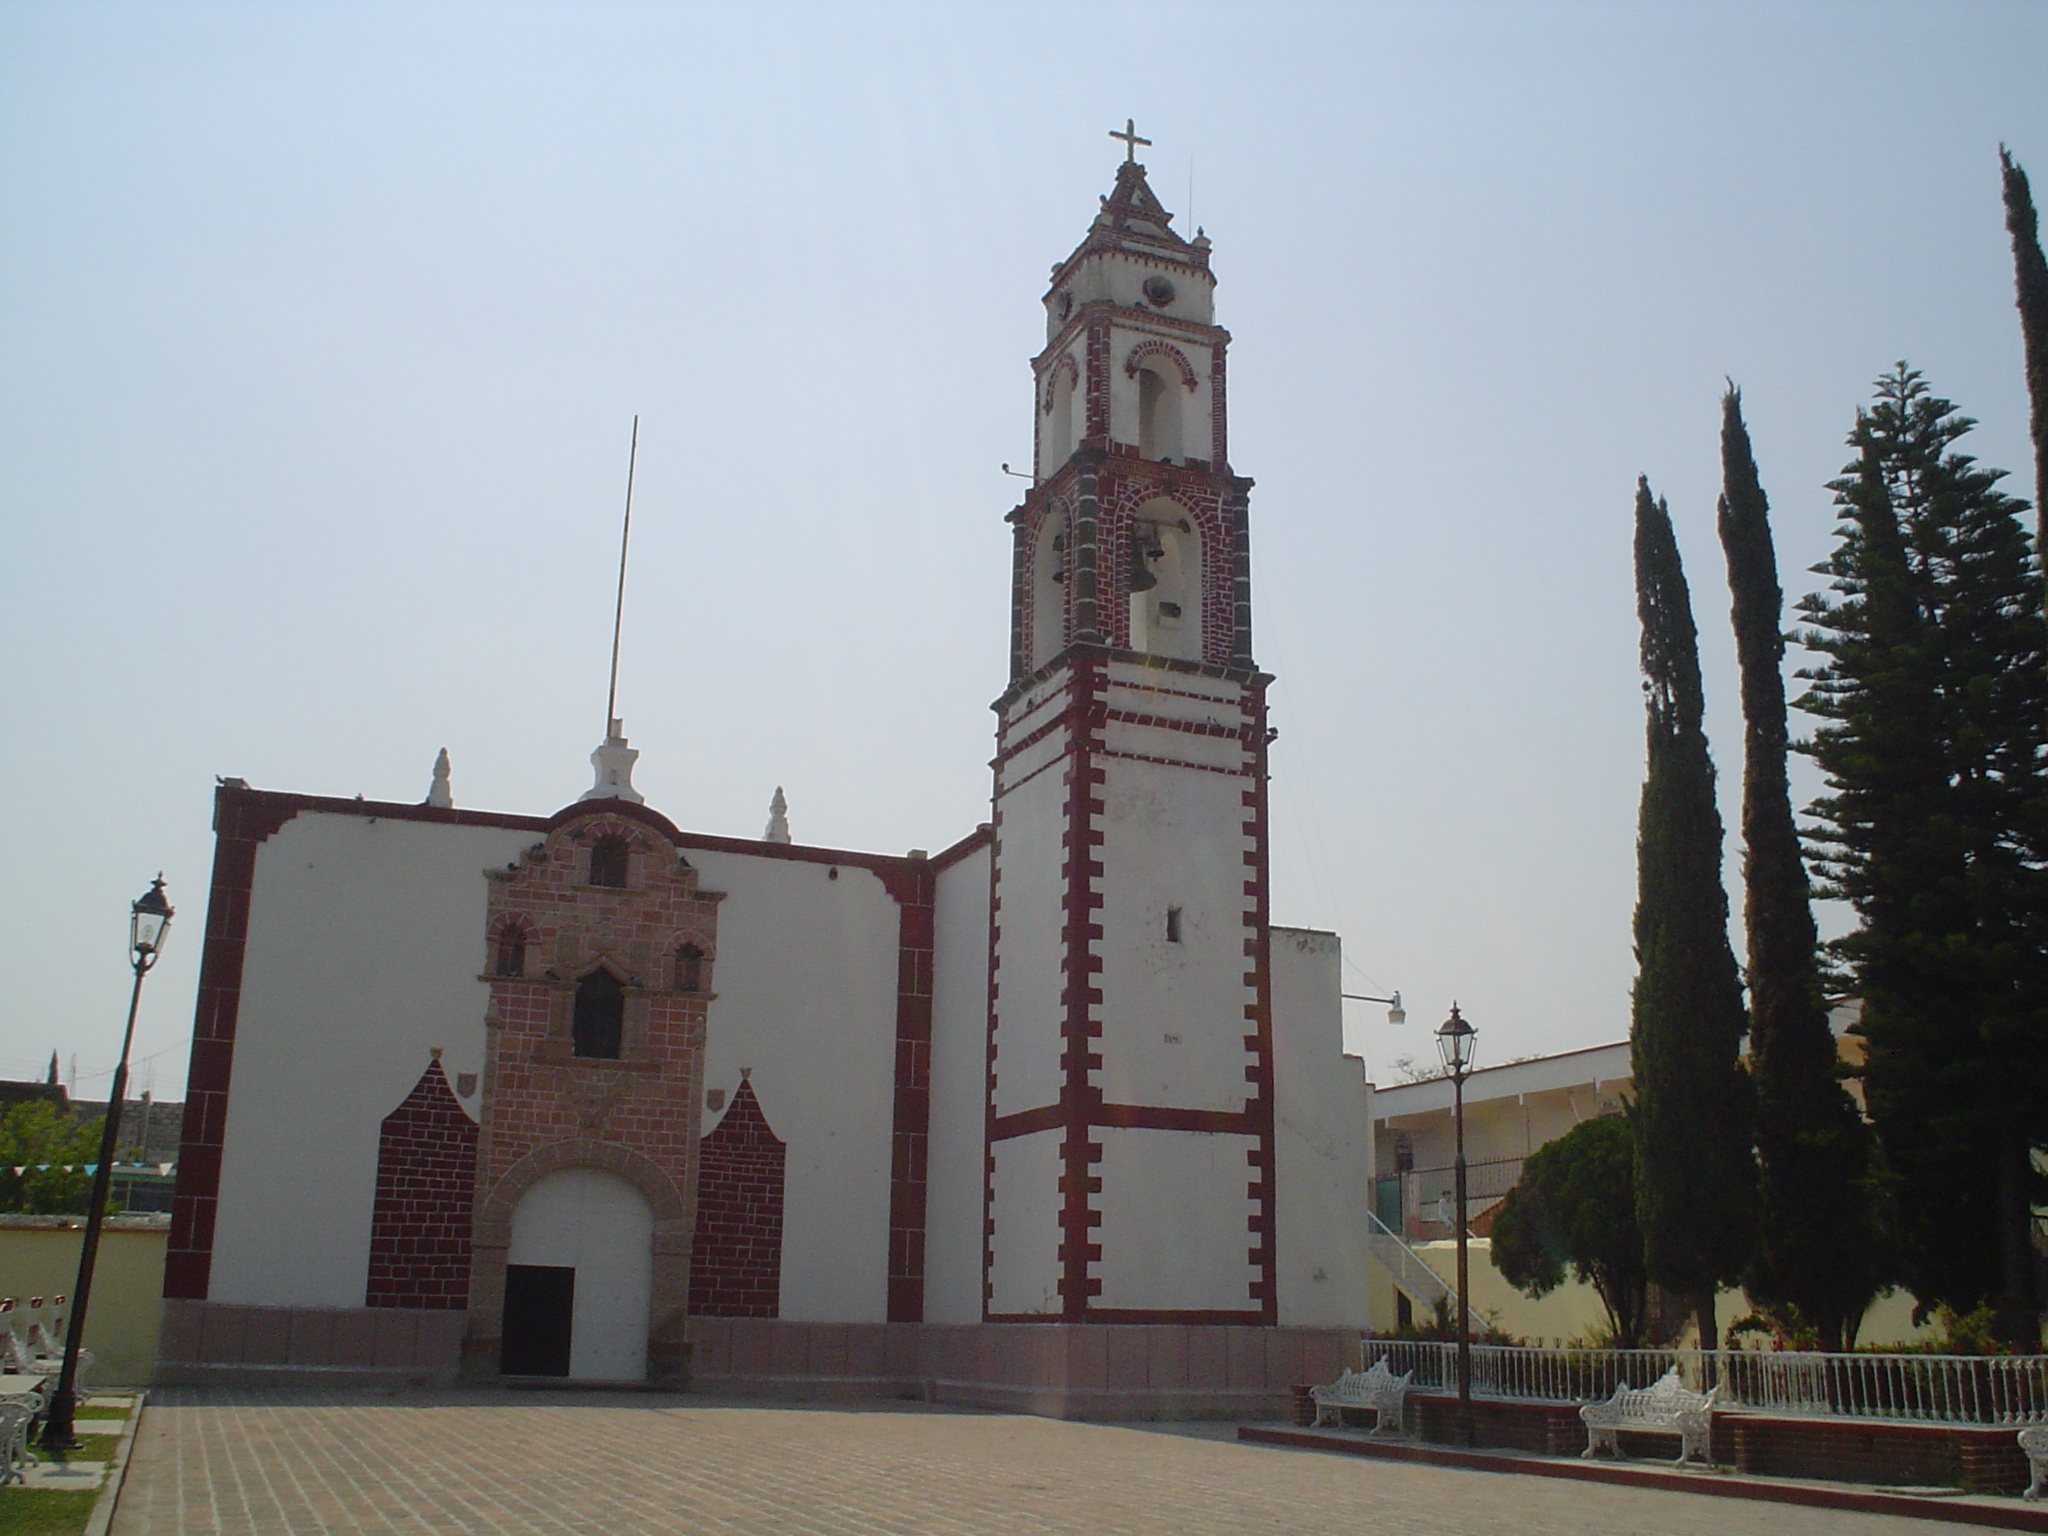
[4,1,2045,1103]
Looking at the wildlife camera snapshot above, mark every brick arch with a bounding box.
[1040,351,1080,413]
[488,912,539,976]
[1122,340,1199,390]
[474,1137,689,1246]
[464,1139,694,1384]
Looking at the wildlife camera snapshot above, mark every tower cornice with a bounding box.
[1032,304,1231,374]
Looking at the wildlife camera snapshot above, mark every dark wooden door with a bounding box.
[501,1264,575,1376]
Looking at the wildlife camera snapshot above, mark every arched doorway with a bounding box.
[503,1167,652,1380]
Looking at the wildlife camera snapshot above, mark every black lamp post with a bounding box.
[41,876,172,1451]
[1436,1002,1477,1449]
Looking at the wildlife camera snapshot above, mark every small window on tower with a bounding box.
[1166,906,1184,944]
[589,835,628,888]
[676,943,704,993]
[572,969,625,1059]
[493,922,527,978]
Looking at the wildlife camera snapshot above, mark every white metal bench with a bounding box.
[1580,1367,1718,1465]
[2020,1425,2048,1499]
[0,1399,37,1486]
[1311,1357,1412,1437]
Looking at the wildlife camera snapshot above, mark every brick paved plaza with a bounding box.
[105,1388,1964,1536]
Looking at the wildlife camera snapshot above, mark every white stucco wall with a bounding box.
[1269,926,1374,1327]
[686,847,903,1324]
[211,810,533,1307]
[1093,754,1254,1115]
[508,1167,652,1380]
[988,1127,1063,1315]
[990,682,1072,1120]
[1093,1126,1259,1312]
[925,843,992,1324]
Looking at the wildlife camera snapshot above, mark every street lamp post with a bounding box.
[41,877,173,1451]
[1436,1002,1477,1449]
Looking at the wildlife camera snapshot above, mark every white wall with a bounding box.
[987,1127,1063,1315]
[686,846,902,1323]
[1093,752,1254,1115]
[1094,1126,1259,1311]
[990,681,1071,1120]
[211,810,532,1306]
[1269,926,1374,1327]
[508,1167,652,1380]
[925,843,991,1324]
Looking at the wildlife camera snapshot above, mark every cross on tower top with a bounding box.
[1109,118,1151,164]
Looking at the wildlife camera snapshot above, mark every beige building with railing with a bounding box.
[1363,1008,1934,1346]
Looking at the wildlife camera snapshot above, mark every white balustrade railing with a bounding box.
[1360,1340,2048,1426]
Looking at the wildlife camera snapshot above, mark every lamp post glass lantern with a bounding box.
[1436,1003,1477,1448]
[41,877,173,1450]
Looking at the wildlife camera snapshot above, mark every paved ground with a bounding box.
[112,1387,1962,1536]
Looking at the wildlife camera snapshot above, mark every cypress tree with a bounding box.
[2001,149,2048,586]
[1630,477,1755,1353]
[1797,365,2048,1343]
[1717,389,1887,1350]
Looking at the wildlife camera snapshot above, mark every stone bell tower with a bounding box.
[984,134,1275,1324]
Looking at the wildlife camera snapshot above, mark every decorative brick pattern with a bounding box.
[886,854,938,1322]
[1121,339,1199,389]
[688,1076,786,1317]
[365,1056,478,1310]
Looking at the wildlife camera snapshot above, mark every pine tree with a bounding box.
[1630,476,1755,1352]
[1716,388,1887,1350]
[2002,149,2048,584]
[1797,365,2048,1343]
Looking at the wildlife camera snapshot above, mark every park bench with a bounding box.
[1580,1367,1719,1465]
[2020,1425,2048,1499]
[1310,1357,1412,1437]
[0,1397,38,1486]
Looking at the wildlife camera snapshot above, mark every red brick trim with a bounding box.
[981,790,1005,1317]
[1121,339,1200,390]
[1242,678,1277,1323]
[164,785,310,1300]
[1058,656,1108,1321]
[992,1102,1257,1141]
[886,855,937,1322]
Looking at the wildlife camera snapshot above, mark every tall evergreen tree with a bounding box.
[1797,365,2048,1343]
[1716,388,1887,1350]
[2001,149,2048,584]
[1630,477,1755,1352]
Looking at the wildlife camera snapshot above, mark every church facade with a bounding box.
[159,151,1376,1408]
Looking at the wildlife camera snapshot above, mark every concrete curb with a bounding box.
[1237,1424,2048,1531]
[81,1391,144,1536]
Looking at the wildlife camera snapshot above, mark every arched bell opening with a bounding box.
[1137,366,1184,464]
[1127,500,1202,662]
[1042,365,1078,476]
[1030,512,1070,673]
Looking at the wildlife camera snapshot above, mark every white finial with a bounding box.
[425,747,453,808]
[581,717,645,804]
[764,786,791,844]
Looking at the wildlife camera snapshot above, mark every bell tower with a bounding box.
[985,135,1274,1324]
